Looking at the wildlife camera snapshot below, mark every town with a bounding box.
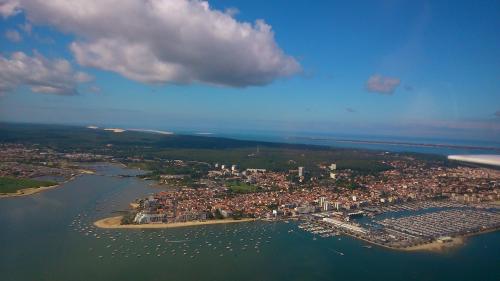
[1,139,499,250]
[127,154,500,249]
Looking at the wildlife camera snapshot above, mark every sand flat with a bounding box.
[94,216,255,229]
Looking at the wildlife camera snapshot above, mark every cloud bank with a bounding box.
[366,74,401,94]
[1,0,300,87]
[0,51,91,95]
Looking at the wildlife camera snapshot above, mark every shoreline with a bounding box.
[400,237,464,252]
[0,169,94,199]
[94,216,256,229]
[344,227,500,253]
[0,183,61,198]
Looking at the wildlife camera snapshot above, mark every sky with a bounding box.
[0,0,499,142]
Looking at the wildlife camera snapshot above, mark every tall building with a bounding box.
[319,196,326,207]
[334,201,341,210]
[330,163,337,170]
[323,201,332,211]
[298,166,305,177]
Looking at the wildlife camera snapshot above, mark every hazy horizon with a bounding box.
[1,0,499,141]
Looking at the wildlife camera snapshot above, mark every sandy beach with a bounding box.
[0,169,94,199]
[402,237,464,252]
[0,183,60,198]
[94,216,256,229]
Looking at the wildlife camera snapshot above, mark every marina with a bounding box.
[1,163,499,281]
[295,201,500,250]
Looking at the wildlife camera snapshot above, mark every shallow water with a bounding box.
[1,163,499,281]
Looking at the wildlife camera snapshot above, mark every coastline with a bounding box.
[0,183,61,198]
[314,224,500,253]
[0,169,94,199]
[94,216,256,229]
[401,237,464,252]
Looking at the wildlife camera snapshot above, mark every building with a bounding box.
[298,166,305,177]
[330,163,337,170]
[246,168,267,173]
[319,196,326,207]
[231,164,238,171]
[330,172,336,179]
[295,205,315,214]
[334,201,341,210]
[323,201,332,211]
[134,211,166,224]
[322,217,367,234]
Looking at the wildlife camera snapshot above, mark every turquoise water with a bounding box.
[1,164,499,281]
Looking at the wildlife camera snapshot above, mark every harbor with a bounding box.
[1,163,500,281]
[294,200,500,251]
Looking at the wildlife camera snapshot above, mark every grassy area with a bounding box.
[227,181,260,193]
[0,177,57,193]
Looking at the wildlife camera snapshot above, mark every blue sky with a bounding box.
[0,0,499,141]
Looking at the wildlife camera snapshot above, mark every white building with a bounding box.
[298,166,305,177]
[323,201,332,211]
[319,196,326,207]
[133,211,166,224]
[322,218,367,234]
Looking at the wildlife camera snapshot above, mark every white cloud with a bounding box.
[0,51,91,95]
[5,29,21,42]
[0,0,20,17]
[2,0,300,87]
[224,7,239,17]
[365,74,401,95]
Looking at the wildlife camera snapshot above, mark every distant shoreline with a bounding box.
[94,216,256,229]
[0,169,94,199]
[333,139,500,152]
[0,183,61,198]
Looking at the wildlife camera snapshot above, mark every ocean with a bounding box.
[205,131,500,155]
[0,164,499,281]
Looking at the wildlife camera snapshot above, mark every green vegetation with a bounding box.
[121,212,137,225]
[335,178,362,190]
[0,177,57,193]
[226,181,260,193]
[0,123,447,178]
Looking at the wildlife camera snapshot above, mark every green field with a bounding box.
[227,181,260,193]
[0,177,57,193]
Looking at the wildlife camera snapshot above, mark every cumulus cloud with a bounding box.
[5,29,21,42]
[0,51,92,95]
[365,74,401,95]
[2,0,300,87]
